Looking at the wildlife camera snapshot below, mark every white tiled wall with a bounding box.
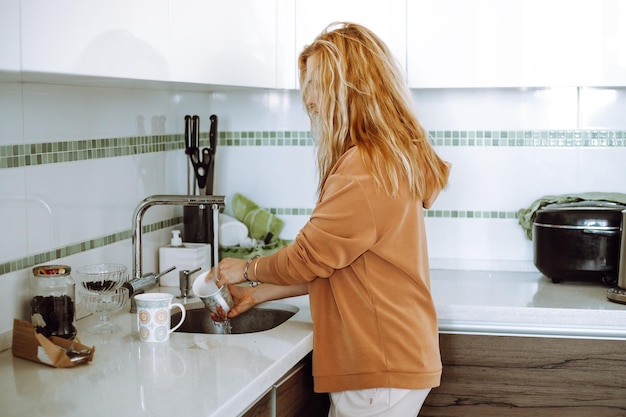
[1,81,626,339]
[0,82,208,337]
[421,87,626,269]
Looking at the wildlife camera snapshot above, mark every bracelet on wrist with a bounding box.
[253,256,260,281]
[243,255,261,287]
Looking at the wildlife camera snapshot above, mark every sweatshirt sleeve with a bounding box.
[257,173,377,285]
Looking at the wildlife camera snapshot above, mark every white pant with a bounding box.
[328,388,431,417]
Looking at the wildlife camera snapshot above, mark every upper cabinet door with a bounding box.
[519,0,626,87]
[408,0,626,88]
[169,0,282,88]
[407,0,524,88]
[0,0,20,77]
[294,0,407,88]
[20,0,291,88]
[21,0,170,81]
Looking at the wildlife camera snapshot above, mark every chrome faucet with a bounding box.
[131,194,225,281]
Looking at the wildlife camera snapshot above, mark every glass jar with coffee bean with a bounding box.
[29,265,77,340]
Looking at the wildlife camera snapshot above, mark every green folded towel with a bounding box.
[517,192,626,240]
[219,238,291,260]
[230,193,285,242]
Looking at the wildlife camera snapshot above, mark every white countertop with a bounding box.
[1,269,626,417]
[431,269,626,339]
[0,294,313,417]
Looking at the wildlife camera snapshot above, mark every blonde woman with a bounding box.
[212,22,450,416]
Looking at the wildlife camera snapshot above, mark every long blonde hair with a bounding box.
[299,22,449,200]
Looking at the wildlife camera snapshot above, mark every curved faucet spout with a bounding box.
[132,194,225,280]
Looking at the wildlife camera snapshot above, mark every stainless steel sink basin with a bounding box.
[172,302,298,334]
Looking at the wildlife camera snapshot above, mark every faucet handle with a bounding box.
[178,267,202,299]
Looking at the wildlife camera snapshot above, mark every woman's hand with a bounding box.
[210,284,259,321]
[209,283,310,322]
[207,257,248,285]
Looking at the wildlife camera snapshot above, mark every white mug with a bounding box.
[135,293,186,342]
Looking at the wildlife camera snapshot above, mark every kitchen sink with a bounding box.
[172,302,298,334]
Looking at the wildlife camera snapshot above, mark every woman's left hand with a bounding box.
[210,284,259,321]
[208,257,248,286]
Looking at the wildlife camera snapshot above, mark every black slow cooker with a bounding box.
[533,201,626,283]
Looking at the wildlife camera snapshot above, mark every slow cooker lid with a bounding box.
[534,200,626,227]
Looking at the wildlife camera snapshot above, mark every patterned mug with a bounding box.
[135,293,186,342]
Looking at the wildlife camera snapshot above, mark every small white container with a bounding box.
[159,230,211,287]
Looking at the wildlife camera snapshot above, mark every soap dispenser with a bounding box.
[158,230,211,287]
[170,230,183,247]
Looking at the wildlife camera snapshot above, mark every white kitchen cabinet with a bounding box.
[519,0,626,87]
[407,0,524,88]
[294,0,407,88]
[169,0,295,89]
[408,0,626,88]
[17,0,625,89]
[0,0,20,78]
[21,0,170,81]
[20,0,294,88]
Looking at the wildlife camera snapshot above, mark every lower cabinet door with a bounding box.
[275,353,330,417]
[241,389,272,417]
[242,353,329,417]
[275,359,310,417]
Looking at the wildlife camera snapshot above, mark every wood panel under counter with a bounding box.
[421,333,626,417]
[242,352,329,417]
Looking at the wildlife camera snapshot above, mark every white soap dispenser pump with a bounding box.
[170,230,183,247]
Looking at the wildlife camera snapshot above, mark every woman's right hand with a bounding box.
[208,257,248,286]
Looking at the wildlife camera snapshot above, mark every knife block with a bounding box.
[183,206,214,265]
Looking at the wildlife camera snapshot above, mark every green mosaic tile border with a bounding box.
[429,129,626,147]
[270,208,314,216]
[221,131,314,146]
[2,130,625,169]
[424,210,517,219]
[265,208,516,219]
[0,216,182,276]
[0,134,180,168]
[0,131,314,169]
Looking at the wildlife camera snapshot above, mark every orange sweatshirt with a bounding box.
[256,147,442,393]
